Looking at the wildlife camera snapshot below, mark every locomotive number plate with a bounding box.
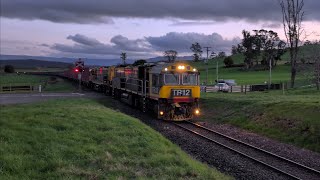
[172,89,192,96]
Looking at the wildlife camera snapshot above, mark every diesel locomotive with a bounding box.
[63,61,201,121]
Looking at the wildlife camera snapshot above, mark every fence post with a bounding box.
[39,85,42,93]
[241,85,243,93]
[230,86,233,93]
[245,85,247,94]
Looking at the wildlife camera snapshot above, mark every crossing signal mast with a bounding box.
[74,59,84,73]
[74,58,85,91]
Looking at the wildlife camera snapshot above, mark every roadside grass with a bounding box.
[199,88,320,152]
[0,98,230,179]
[0,74,76,92]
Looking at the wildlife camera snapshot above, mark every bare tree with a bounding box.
[164,50,178,62]
[120,52,127,65]
[280,0,305,88]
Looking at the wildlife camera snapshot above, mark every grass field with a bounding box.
[0,74,76,92]
[189,45,320,85]
[0,98,230,179]
[199,88,320,152]
[0,74,48,85]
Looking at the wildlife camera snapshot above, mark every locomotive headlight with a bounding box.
[195,109,200,115]
[178,65,185,70]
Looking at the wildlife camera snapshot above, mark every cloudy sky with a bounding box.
[1,0,320,59]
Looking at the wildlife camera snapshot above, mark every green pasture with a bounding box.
[0,99,230,179]
[0,74,47,86]
[199,88,320,152]
[0,74,76,92]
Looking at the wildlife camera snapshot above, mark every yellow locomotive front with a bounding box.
[149,62,200,121]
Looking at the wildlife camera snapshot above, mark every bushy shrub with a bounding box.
[4,65,15,73]
[223,57,234,67]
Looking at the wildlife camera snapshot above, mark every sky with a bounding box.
[1,0,320,59]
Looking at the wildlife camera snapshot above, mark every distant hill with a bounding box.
[0,54,194,66]
[0,54,125,66]
[0,59,72,69]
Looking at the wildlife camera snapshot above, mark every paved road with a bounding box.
[0,92,102,105]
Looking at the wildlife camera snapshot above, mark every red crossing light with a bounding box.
[75,68,79,72]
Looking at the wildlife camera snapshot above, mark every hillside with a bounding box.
[192,45,319,85]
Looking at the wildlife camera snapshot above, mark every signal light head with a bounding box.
[159,111,164,116]
[195,109,200,115]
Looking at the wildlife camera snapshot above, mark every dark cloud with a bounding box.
[146,32,240,53]
[111,35,151,51]
[262,22,282,29]
[67,34,103,46]
[2,0,319,24]
[50,34,153,57]
[170,21,217,26]
[49,32,240,58]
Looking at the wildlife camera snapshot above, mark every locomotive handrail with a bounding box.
[120,78,145,94]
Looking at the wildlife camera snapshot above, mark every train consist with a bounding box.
[62,61,201,121]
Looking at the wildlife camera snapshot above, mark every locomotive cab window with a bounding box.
[164,74,179,85]
[182,73,198,85]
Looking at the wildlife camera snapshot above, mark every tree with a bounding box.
[120,52,127,65]
[133,59,146,66]
[4,65,15,73]
[190,42,203,62]
[218,51,226,58]
[253,29,286,68]
[280,0,305,88]
[164,50,178,62]
[239,30,259,69]
[231,45,238,55]
[223,56,234,67]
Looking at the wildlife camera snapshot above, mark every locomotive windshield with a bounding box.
[164,74,179,85]
[182,73,198,85]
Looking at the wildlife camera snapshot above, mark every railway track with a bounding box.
[173,121,320,180]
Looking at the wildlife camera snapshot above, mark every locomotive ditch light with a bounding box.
[164,68,168,71]
[193,68,197,72]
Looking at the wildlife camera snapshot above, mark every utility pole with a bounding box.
[203,47,211,85]
[216,59,219,83]
[269,56,272,89]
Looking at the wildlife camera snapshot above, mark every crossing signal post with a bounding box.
[74,59,84,92]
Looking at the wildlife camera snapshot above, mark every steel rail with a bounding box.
[173,122,311,180]
[186,121,320,175]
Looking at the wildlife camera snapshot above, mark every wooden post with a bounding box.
[282,82,285,95]
[230,86,233,93]
[241,85,243,93]
[245,85,247,94]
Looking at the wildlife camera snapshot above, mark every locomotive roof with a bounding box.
[149,61,196,74]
